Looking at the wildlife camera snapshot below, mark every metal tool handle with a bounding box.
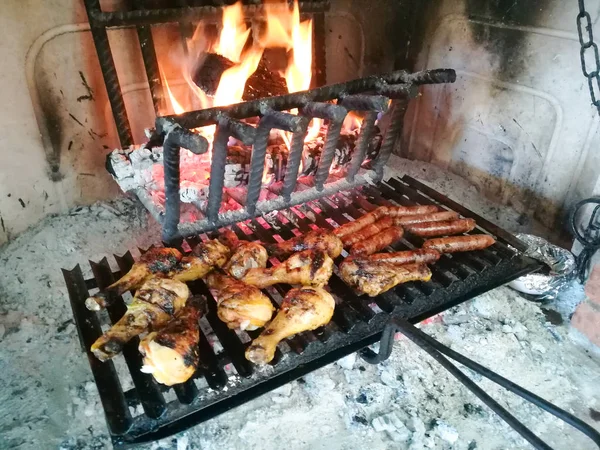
[361,317,600,450]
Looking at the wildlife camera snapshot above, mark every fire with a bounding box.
[158,1,333,185]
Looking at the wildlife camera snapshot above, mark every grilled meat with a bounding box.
[206,272,275,331]
[349,226,405,256]
[422,234,496,253]
[242,249,334,288]
[339,259,431,297]
[333,206,388,238]
[85,247,182,310]
[385,205,438,217]
[353,248,441,265]
[342,217,394,247]
[218,228,268,279]
[404,218,476,237]
[86,241,229,311]
[245,287,335,364]
[91,278,190,361]
[268,229,343,259]
[139,298,202,386]
[394,210,459,225]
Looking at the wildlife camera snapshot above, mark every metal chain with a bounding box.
[577,0,600,113]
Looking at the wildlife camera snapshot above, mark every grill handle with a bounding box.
[360,317,600,450]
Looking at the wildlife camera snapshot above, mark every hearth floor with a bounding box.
[1,157,599,450]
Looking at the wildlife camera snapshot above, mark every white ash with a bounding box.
[1,159,600,449]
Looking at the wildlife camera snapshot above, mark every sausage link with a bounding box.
[342,217,394,246]
[404,218,476,237]
[386,205,438,217]
[333,206,388,238]
[422,235,496,253]
[354,248,441,265]
[349,226,404,256]
[394,211,458,226]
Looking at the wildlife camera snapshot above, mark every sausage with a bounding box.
[394,211,459,226]
[342,217,394,246]
[422,235,496,253]
[354,248,441,265]
[386,205,438,217]
[349,226,404,256]
[333,206,388,238]
[404,218,476,237]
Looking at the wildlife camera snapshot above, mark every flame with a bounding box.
[158,1,320,188]
[343,112,363,133]
[285,2,313,93]
[213,2,250,63]
[162,73,186,115]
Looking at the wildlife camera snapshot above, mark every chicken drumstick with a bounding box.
[245,287,335,364]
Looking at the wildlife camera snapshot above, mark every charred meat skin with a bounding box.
[267,229,343,259]
[91,278,190,361]
[245,287,335,365]
[139,299,202,386]
[404,218,476,237]
[422,235,496,253]
[206,272,274,331]
[86,241,229,311]
[339,259,431,297]
[242,249,334,288]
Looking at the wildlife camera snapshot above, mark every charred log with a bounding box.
[192,52,288,100]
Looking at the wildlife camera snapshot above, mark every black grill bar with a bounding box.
[83,0,134,147]
[61,265,133,435]
[88,2,331,28]
[64,176,538,448]
[165,72,431,129]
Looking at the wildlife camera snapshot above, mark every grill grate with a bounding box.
[62,176,541,448]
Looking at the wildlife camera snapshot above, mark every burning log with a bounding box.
[192,53,235,96]
[192,52,288,100]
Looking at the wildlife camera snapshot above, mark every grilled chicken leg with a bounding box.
[86,247,182,310]
[339,259,431,297]
[242,249,334,288]
[267,229,343,259]
[139,298,202,386]
[245,287,335,364]
[206,272,275,330]
[219,229,268,279]
[86,240,229,311]
[91,278,190,361]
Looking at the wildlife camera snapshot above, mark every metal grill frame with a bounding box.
[82,0,331,147]
[149,68,456,244]
[63,175,541,448]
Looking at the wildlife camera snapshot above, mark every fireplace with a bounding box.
[3,0,600,448]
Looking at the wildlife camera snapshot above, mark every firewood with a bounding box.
[192,52,288,100]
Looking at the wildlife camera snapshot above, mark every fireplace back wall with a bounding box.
[0,0,598,245]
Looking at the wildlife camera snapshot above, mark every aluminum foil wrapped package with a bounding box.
[508,234,576,300]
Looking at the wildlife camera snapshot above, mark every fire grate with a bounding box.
[62,175,541,448]
[115,68,456,245]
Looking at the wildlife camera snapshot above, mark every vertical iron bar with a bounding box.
[132,0,164,114]
[346,111,377,182]
[246,121,270,215]
[83,0,134,147]
[162,137,180,244]
[206,126,230,221]
[371,98,409,179]
[282,126,309,201]
[312,12,327,88]
[314,119,343,190]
